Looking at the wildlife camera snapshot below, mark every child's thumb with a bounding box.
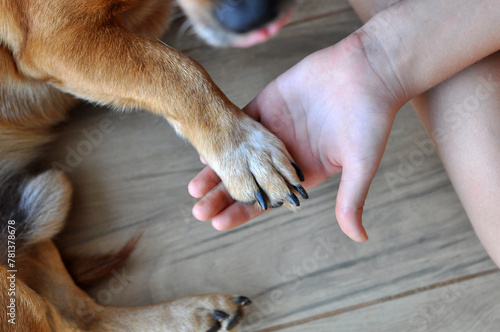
[335,163,377,242]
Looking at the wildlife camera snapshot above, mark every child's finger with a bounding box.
[192,182,233,221]
[211,202,264,230]
[335,162,377,242]
[191,183,264,227]
[188,166,221,198]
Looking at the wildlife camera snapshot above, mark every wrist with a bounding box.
[357,0,500,106]
[356,9,413,108]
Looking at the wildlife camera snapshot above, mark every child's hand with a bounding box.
[189,34,405,242]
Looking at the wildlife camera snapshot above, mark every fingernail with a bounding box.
[354,227,369,242]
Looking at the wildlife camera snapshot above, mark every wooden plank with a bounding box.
[291,0,352,22]
[275,271,500,331]
[42,6,498,332]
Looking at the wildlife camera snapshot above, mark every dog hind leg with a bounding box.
[90,293,252,331]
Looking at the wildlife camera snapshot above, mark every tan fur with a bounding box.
[0,0,300,330]
[1,0,302,206]
[3,240,249,331]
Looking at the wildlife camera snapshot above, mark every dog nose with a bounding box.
[214,0,280,33]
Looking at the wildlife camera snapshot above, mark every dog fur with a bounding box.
[0,0,304,330]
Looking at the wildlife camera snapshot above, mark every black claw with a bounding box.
[288,193,300,207]
[211,310,229,321]
[233,296,252,307]
[255,190,268,210]
[270,201,284,209]
[207,321,221,332]
[226,308,243,330]
[293,185,309,199]
[291,161,305,182]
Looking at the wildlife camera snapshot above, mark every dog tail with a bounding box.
[1,168,140,287]
[63,233,141,288]
[0,169,72,263]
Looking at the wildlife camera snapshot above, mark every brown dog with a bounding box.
[0,0,307,331]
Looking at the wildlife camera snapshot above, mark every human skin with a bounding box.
[352,0,500,265]
[189,0,500,251]
[410,54,500,265]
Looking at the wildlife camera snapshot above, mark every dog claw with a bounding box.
[226,308,243,330]
[288,193,300,207]
[233,296,252,307]
[291,161,305,182]
[293,185,309,199]
[255,190,268,210]
[205,297,250,332]
[207,321,221,332]
[211,310,229,321]
[270,201,284,208]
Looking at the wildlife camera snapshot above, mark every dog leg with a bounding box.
[98,293,251,332]
[0,265,54,332]
[14,240,250,332]
[15,3,306,209]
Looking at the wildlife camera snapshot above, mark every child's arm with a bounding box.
[359,0,500,102]
[189,0,500,242]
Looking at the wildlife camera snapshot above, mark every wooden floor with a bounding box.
[45,1,500,331]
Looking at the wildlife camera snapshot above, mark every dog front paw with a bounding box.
[208,117,308,210]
